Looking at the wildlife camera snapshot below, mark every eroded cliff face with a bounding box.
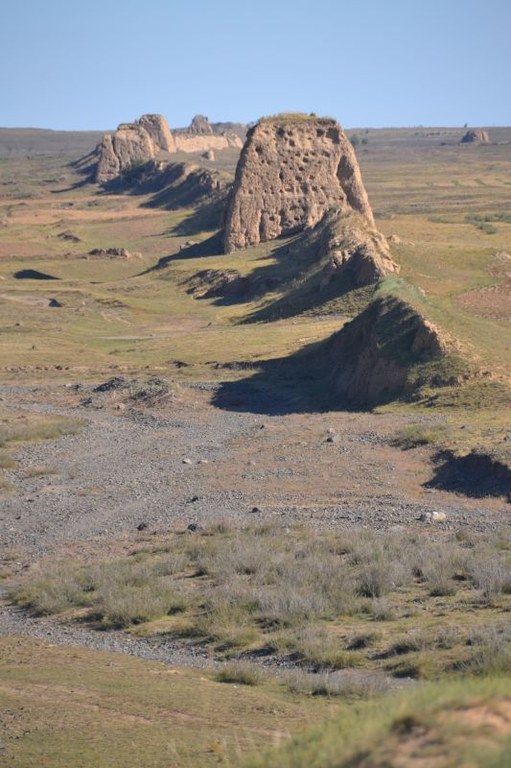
[325,295,452,407]
[174,133,243,153]
[223,115,374,253]
[96,115,175,183]
[94,114,242,183]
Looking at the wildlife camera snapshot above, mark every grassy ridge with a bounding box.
[246,676,511,768]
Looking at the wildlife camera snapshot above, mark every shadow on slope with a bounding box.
[213,294,469,415]
[178,231,378,317]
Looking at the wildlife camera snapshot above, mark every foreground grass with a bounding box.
[0,635,336,768]
[246,676,511,768]
[10,521,511,681]
[0,408,82,487]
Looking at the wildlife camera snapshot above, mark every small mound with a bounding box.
[322,294,463,408]
[302,208,399,288]
[183,269,249,299]
[247,678,511,768]
[460,128,490,144]
[14,269,59,281]
[57,231,81,243]
[88,247,140,259]
[82,376,175,409]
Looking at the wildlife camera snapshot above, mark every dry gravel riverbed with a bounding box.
[0,380,508,664]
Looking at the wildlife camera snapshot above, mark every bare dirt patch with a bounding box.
[457,281,511,319]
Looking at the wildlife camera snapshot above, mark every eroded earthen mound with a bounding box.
[187,114,214,135]
[308,209,399,287]
[460,129,490,144]
[96,114,175,183]
[129,160,224,209]
[324,295,455,407]
[94,113,243,183]
[224,115,374,253]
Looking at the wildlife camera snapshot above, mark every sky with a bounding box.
[1,0,510,130]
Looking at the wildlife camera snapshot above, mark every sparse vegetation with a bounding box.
[0,412,82,447]
[10,522,511,678]
[215,661,265,686]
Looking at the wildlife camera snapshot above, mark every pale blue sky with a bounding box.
[1,0,509,130]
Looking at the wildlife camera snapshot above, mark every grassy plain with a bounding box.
[0,635,338,768]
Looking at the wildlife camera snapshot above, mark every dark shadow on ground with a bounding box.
[14,269,59,280]
[212,339,357,416]
[425,451,511,501]
[137,233,225,276]
[169,195,228,236]
[51,177,92,193]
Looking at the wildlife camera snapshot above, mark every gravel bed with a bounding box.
[1,380,508,664]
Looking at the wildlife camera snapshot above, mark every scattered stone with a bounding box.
[250,507,261,513]
[187,523,199,532]
[48,298,62,308]
[93,376,130,393]
[88,247,137,259]
[418,511,447,523]
[136,522,148,531]
[187,495,199,503]
[202,150,215,161]
[57,231,81,243]
[182,458,193,465]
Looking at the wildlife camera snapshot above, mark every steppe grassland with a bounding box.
[0,132,509,382]
[1,128,511,766]
[5,129,510,462]
[0,635,336,768]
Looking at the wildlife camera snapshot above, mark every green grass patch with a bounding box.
[0,635,335,768]
[246,676,511,768]
[0,412,82,447]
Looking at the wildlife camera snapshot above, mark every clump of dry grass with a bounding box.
[215,661,265,686]
[282,668,390,698]
[0,414,82,447]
